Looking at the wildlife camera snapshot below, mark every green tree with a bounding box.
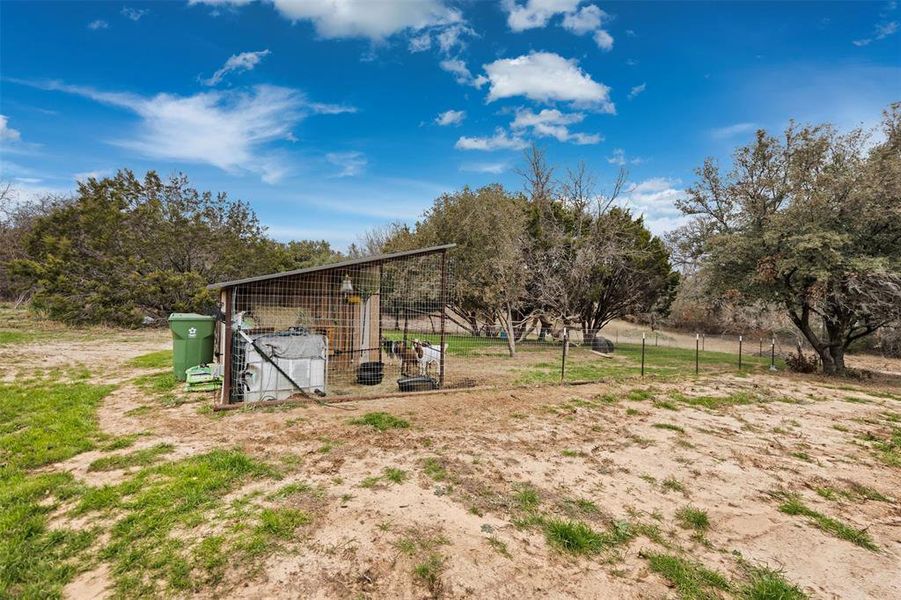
[14,170,341,326]
[672,105,901,374]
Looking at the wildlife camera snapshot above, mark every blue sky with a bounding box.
[1,1,899,249]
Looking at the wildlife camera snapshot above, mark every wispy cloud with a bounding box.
[455,128,527,151]
[16,79,356,183]
[202,49,271,86]
[87,19,109,30]
[627,82,646,100]
[0,115,22,142]
[121,7,149,21]
[460,161,508,174]
[710,122,756,140]
[326,151,367,177]
[435,109,465,126]
[607,148,643,166]
[853,2,898,46]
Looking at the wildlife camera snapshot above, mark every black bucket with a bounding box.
[357,362,384,385]
[397,375,438,392]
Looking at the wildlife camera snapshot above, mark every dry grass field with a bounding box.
[1,309,899,599]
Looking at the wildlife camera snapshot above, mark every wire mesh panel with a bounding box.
[221,247,570,403]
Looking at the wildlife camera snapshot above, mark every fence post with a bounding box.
[560,326,569,383]
[738,335,743,370]
[655,332,658,347]
[702,333,705,351]
[438,250,448,388]
[641,332,646,377]
[695,333,699,375]
[770,335,777,371]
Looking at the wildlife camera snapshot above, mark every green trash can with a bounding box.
[168,313,216,381]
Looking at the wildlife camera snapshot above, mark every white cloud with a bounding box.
[480,52,614,112]
[408,32,432,52]
[202,49,271,86]
[606,148,643,166]
[268,0,461,40]
[561,4,606,34]
[121,7,149,21]
[440,58,484,86]
[87,19,109,30]
[435,109,466,126]
[619,177,688,235]
[853,19,898,46]
[460,161,508,174]
[510,108,600,144]
[22,79,355,183]
[710,122,757,139]
[503,0,580,32]
[627,82,646,99]
[0,115,22,142]
[455,128,527,151]
[593,28,614,50]
[326,151,367,177]
[74,170,112,182]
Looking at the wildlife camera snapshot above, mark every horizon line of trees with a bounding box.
[1,103,898,375]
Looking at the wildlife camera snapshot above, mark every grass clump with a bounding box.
[421,457,447,481]
[628,389,653,401]
[513,484,540,510]
[384,467,408,484]
[777,495,877,551]
[350,412,410,432]
[256,507,310,539]
[739,565,807,600]
[413,553,444,595]
[126,350,173,369]
[653,423,685,433]
[859,427,900,468]
[543,519,606,555]
[87,443,175,472]
[645,552,731,599]
[675,506,710,531]
[662,477,687,494]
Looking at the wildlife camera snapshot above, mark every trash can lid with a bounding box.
[167,312,215,321]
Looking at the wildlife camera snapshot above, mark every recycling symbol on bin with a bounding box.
[188,327,197,338]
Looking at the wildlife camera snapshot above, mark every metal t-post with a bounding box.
[695,333,699,375]
[560,326,568,383]
[770,336,777,371]
[641,332,646,377]
[738,335,743,370]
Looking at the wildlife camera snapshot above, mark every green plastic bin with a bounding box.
[168,313,216,381]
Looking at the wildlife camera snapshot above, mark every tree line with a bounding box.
[1,104,898,375]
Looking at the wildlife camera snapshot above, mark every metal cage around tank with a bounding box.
[208,244,454,406]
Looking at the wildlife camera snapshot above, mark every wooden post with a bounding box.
[695,333,699,375]
[222,287,233,405]
[738,335,743,370]
[439,249,448,388]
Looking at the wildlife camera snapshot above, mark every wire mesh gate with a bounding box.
[213,245,455,404]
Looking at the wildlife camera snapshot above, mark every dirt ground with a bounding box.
[10,329,901,599]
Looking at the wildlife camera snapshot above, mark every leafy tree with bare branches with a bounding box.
[671,105,901,374]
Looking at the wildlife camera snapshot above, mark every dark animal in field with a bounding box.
[396,341,422,376]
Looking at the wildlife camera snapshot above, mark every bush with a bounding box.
[785,345,818,374]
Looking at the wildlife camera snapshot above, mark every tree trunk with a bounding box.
[503,302,516,357]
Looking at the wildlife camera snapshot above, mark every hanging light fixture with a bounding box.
[340,274,354,295]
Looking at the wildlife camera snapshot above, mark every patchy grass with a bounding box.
[513,484,541,511]
[777,495,877,551]
[413,553,445,596]
[256,507,311,539]
[670,391,761,410]
[543,519,606,555]
[676,506,710,532]
[0,380,114,598]
[98,434,140,452]
[384,467,408,484]
[859,427,900,468]
[739,565,808,600]
[87,443,175,472]
[628,388,654,401]
[486,536,511,558]
[644,552,731,599]
[662,477,688,494]
[126,350,173,369]
[654,399,680,411]
[653,423,686,433]
[421,457,447,481]
[561,449,584,457]
[350,412,410,432]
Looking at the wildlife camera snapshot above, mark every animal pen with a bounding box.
[208,244,781,408]
[211,245,459,406]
